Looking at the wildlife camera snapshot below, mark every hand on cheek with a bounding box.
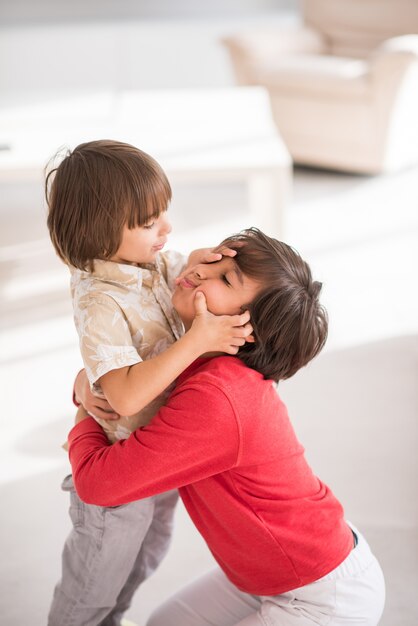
[190,292,254,355]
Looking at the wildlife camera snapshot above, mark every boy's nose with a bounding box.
[194,266,208,281]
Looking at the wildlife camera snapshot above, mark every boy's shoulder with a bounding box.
[70,259,183,338]
[179,356,265,394]
[158,249,186,268]
[71,260,143,286]
[70,260,151,302]
[70,263,142,316]
[157,249,187,289]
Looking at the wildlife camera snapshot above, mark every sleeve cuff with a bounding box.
[68,415,107,447]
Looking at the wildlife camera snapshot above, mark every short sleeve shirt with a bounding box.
[70,250,185,442]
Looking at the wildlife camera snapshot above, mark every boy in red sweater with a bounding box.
[70,228,385,626]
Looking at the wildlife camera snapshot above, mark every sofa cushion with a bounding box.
[303,0,418,58]
[258,54,369,98]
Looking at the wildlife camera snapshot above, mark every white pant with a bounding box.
[147,526,385,626]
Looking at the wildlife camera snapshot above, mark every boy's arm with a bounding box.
[99,292,252,416]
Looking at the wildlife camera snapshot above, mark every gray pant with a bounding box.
[48,475,178,626]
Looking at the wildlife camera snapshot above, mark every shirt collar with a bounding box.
[74,258,161,289]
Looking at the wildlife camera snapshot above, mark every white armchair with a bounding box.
[222,0,418,173]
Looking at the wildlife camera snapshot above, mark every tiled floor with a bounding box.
[1,163,417,624]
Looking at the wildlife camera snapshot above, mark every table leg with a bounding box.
[247,167,292,240]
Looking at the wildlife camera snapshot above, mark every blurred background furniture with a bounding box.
[0,87,291,239]
[222,0,418,173]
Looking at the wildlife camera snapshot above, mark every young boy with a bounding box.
[71,228,385,626]
[45,140,252,626]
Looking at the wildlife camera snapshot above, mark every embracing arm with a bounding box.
[69,381,239,506]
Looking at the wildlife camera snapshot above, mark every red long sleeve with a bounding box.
[68,356,353,595]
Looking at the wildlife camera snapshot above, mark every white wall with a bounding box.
[0,6,298,100]
[0,1,298,22]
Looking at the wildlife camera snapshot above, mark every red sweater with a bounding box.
[69,356,353,595]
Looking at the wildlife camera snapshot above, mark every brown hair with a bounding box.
[45,139,171,270]
[219,228,328,382]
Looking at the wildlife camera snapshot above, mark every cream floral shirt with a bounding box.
[70,250,185,443]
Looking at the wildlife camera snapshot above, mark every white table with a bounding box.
[0,87,291,238]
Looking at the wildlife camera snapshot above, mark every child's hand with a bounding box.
[175,245,237,285]
[190,292,254,355]
[74,369,120,421]
[189,245,237,265]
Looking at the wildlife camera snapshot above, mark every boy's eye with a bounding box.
[222,274,230,286]
[144,222,155,230]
